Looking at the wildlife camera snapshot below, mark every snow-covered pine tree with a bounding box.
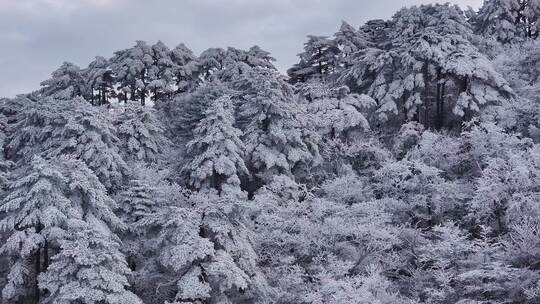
[298,81,373,140]
[0,156,124,303]
[340,4,513,128]
[110,40,154,105]
[135,192,269,304]
[475,0,521,43]
[4,98,128,190]
[360,19,390,47]
[246,45,277,70]
[38,218,142,304]
[114,106,170,164]
[148,41,176,101]
[0,156,70,303]
[288,35,341,83]
[182,95,248,196]
[170,43,199,93]
[252,175,405,303]
[159,80,232,141]
[234,67,318,190]
[198,47,229,80]
[199,46,276,84]
[471,145,540,235]
[524,0,540,39]
[38,62,87,100]
[334,21,369,69]
[474,0,540,42]
[85,56,115,106]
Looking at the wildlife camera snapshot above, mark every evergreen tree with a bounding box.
[340,4,513,128]
[85,56,115,106]
[39,219,142,304]
[110,41,154,105]
[0,156,124,303]
[170,43,199,93]
[148,41,176,101]
[334,21,369,68]
[159,80,232,140]
[4,98,128,190]
[137,193,269,303]
[39,62,87,100]
[182,96,248,195]
[474,0,540,42]
[287,35,341,83]
[234,67,318,189]
[114,106,170,164]
[298,81,373,139]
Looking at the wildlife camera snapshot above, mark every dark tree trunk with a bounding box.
[439,82,445,128]
[34,246,41,304]
[101,84,107,105]
[435,69,446,130]
[424,100,429,129]
[32,223,45,304]
[318,48,323,75]
[141,70,146,106]
[90,86,95,105]
[43,241,49,271]
[427,202,433,229]
[495,205,506,235]
[460,75,471,122]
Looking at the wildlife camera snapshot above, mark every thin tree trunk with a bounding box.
[101,84,106,105]
[90,86,94,105]
[141,70,146,106]
[427,202,433,229]
[34,247,41,304]
[439,82,445,129]
[318,48,323,75]
[436,83,441,129]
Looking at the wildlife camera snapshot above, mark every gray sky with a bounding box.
[0,0,483,98]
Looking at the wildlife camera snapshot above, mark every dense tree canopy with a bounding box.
[1,1,540,303]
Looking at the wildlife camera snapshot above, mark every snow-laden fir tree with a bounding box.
[114,106,170,164]
[373,159,468,229]
[38,218,142,304]
[38,62,87,100]
[85,56,115,106]
[115,165,177,236]
[288,35,341,83]
[471,144,540,235]
[334,21,369,68]
[474,0,540,42]
[148,41,176,101]
[158,80,232,141]
[234,67,318,189]
[170,43,199,93]
[0,156,125,303]
[474,0,522,43]
[199,46,277,84]
[135,192,270,304]
[298,81,374,140]
[340,3,513,128]
[110,40,154,105]
[4,98,128,190]
[182,95,248,196]
[251,174,405,303]
[112,165,190,304]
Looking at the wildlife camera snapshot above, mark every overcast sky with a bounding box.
[0,0,483,98]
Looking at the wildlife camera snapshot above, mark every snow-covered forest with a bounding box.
[1,1,540,303]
